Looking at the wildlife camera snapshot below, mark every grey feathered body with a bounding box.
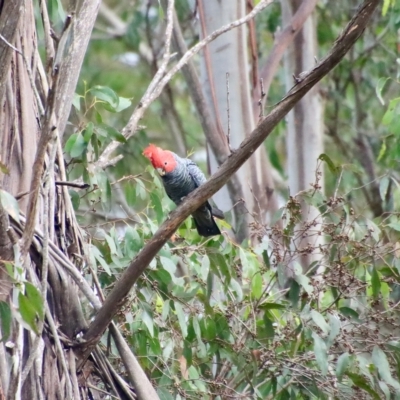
[161,154,222,237]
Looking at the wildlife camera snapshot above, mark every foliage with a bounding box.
[55,82,400,396]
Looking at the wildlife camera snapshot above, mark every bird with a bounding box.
[143,144,223,237]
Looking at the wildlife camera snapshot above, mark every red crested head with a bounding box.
[143,144,177,175]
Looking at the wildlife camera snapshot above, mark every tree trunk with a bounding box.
[198,0,277,240]
[282,0,324,272]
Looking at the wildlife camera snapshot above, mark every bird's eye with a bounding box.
[164,162,167,165]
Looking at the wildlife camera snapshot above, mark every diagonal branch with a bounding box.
[80,0,381,356]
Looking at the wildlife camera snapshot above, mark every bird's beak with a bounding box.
[156,167,165,176]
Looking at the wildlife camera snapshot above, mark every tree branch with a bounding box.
[78,0,381,356]
[20,66,60,257]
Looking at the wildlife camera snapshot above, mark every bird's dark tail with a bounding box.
[192,208,221,237]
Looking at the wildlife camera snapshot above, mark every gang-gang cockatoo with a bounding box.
[143,144,223,237]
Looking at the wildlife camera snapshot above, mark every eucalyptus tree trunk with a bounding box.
[198,0,276,240]
[282,0,324,272]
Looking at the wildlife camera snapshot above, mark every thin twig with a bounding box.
[55,181,90,189]
[39,0,55,73]
[144,0,175,96]
[258,78,266,118]
[226,72,232,152]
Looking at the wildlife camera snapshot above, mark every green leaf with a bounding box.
[104,233,117,255]
[72,93,81,111]
[209,253,230,283]
[312,332,328,375]
[377,140,387,162]
[114,97,132,112]
[372,346,400,390]
[365,219,381,242]
[97,172,112,211]
[96,124,127,143]
[311,310,329,334]
[19,293,39,334]
[387,341,400,352]
[388,221,400,232]
[318,153,338,175]
[339,306,359,320]
[200,255,210,282]
[157,387,174,400]
[336,352,350,381]
[382,0,394,16]
[69,190,80,211]
[69,132,87,158]
[0,190,20,221]
[90,85,119,109]
[150,192,163,224]
[90,245,111,275]
[293,265,313,295]
[382,98,400,125]
[258,302,286,311]
[346,372,380,399]
[229,278,243,302]
[25,283,44,319]
[124,226,143,255]
[174,301,187,338]
[83,122,94,143]
[263,314,275,339]
[376,77,390,105]
[252,271,262,299]
[160,256,177,279]
[379,176,390,201]
[0,160,9,175]
[136,179,147,201]
[371,267,381,299]
[378,380,391,400]
[0,301,11,341]
[124,183,136,208]
[204,317,216,340]
[327,314,341,348]
[141,309,154,337]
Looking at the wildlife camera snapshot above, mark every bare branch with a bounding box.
[79,0,381,352]
[20,70,59,257]
[110,324,159,400]
[226,72,232,150]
